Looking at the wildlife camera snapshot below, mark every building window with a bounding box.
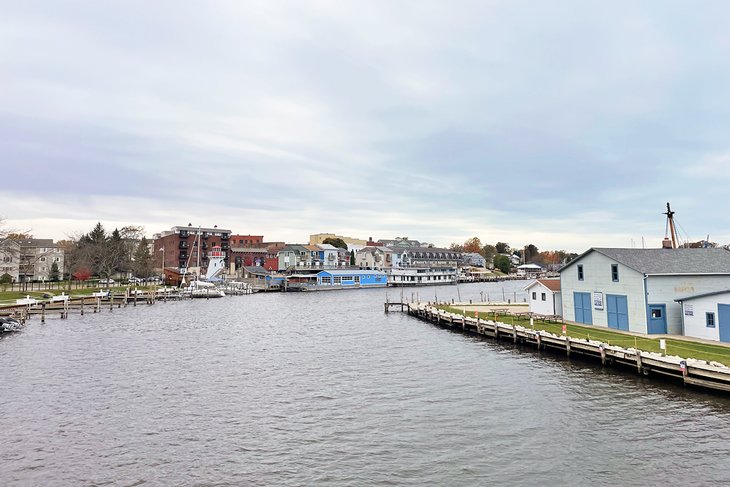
[541,293,546,301]
[611,264,619,282]
[40,257,46,262]
[532,291,536,300]
[334,276,342,284]
[707,312,716,328]
[321,276,332,284]
[577,264,584,281]
[354,275,360,283]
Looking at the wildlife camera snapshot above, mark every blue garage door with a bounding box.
[607,294,629,331]
[574,292,593,325]
[719,304,730,343]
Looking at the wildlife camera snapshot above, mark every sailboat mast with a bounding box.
[664,202,678,249]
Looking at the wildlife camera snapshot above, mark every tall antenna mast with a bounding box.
[664,202,678,249]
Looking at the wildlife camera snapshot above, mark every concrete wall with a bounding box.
[646,275,730,335]
[561,252,647,332]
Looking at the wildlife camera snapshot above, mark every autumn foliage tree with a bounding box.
[463,237,482,253]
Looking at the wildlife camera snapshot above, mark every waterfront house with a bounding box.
[675,290,730,343]
[525,279,562,317]
[317,269,387,288]
[560,248,730,335]
[517,263,543,278]
[355,246,393,270]
[284,269,388,290]
[462,252,486,268]
[277,245,311,271]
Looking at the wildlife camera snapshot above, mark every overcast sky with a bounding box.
[2,1,729,252]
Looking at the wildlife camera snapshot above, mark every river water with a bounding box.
[2,281,730,486]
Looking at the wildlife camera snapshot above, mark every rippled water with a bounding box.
[2,282,730,486]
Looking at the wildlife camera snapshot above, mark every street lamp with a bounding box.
[159,247,165,283]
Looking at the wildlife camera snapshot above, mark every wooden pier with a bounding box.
[399,302,730,394]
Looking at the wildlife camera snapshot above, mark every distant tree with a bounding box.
[49,262,60,281]
[463,237,482,254]
[449,242,465,252]
[481,244,497,262]
[322,237,348,250]
[349,250,355,266]
[132,236,153,277]
[493,254,511,274]
[87,222,107,244]
[495,242,510,254]
[73,267,92,281]
[6,232,33,240]
[524,244,539,263]
[0,273,10,292]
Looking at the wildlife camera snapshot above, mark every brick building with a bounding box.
[154,225,231,277]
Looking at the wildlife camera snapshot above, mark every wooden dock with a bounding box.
[399,302,730,394]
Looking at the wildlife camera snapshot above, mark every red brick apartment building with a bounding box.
[154,225,232,273]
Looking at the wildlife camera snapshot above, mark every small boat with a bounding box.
[1,317,23,333]
[183,280,225,298]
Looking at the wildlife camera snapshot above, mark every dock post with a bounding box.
[81,298,84,316]
[566,337,571,357]
[536,331,541,350]
[109,293,114,312]
[41,303,46,323]
[600,344,607,365]
[636,350,643,374]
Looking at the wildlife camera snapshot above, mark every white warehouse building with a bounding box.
[560,248,730,335]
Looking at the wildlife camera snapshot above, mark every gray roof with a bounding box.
[675,289,730,302]
[562,248,730,275]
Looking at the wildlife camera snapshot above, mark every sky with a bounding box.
[2,0,729,252]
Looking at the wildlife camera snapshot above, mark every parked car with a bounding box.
[127,277,143,284]
[99,278,115,285]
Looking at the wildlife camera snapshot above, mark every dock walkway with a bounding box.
[401,302,730,394]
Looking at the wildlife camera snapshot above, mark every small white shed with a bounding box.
[676,290,730,343]
[525,279,562,317]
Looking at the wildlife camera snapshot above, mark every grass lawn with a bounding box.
[0,286,158,305]
[440,305,730,367]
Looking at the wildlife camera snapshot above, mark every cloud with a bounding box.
[2,1,730,251]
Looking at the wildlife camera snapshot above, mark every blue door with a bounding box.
[647,304,667,334]
[574,292,592,325]
[718,304,730,343]
[607,294,629,331]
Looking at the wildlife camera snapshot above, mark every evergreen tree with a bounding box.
[88,222,107,243]
[133,237,153,277]
[50,262,60,281]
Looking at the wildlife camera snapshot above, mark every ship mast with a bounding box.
[664,202,678,249]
